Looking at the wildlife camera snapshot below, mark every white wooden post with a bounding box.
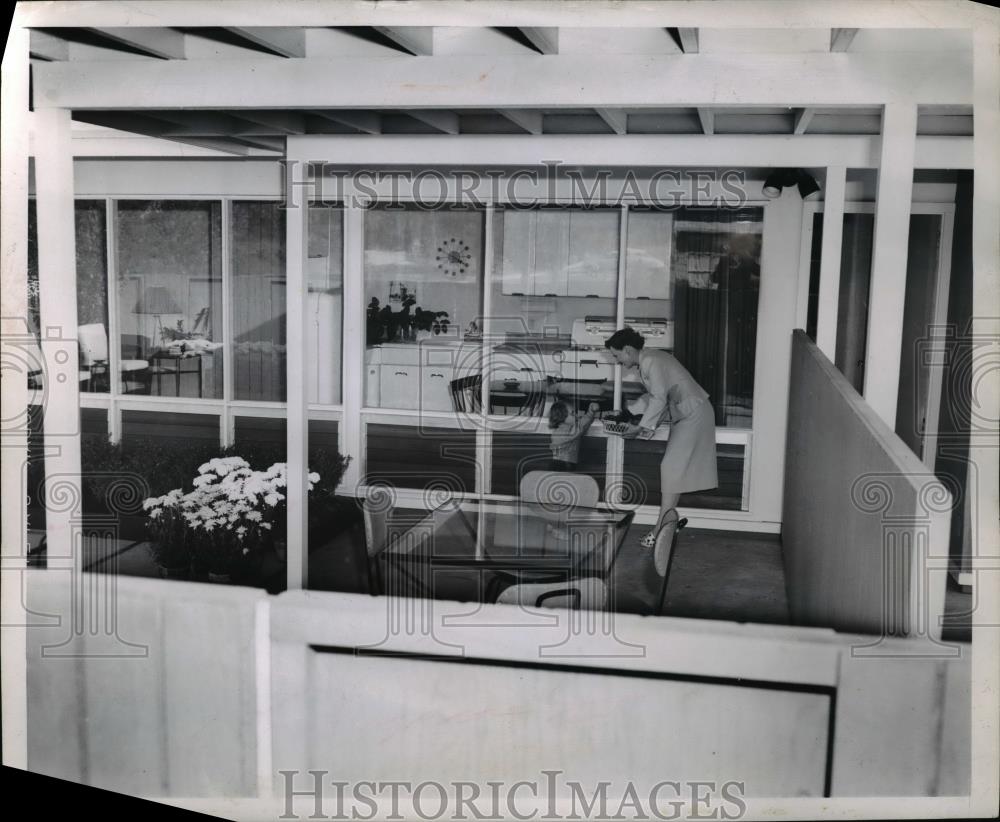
[863,103,917,424]
[970,23,1000,810]
[750,187,804,524]
[0,16,30,772]
[339,194,365,495]
[285,143,310,590]
[816,165,846,359]
[34,106,82,570]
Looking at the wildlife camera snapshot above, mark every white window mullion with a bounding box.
[105,196,122,442]
[220,197,234,447]
[478,203,495,494]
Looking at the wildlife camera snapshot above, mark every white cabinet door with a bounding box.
[420,367,453,411]
[625,211,673,300]
[501,210,535,296]
[566,210,619,298]
[532,211,570,297]
[365,366,381,407]
[379,366,420,410]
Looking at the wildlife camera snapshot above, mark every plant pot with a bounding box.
[207,571,232,584]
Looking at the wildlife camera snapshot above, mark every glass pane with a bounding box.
[363,204,485,413]
[671,206,763,428]
[307,204,344,405]
[834,213,875,394]
[231,200,285,402]
[622,440,747,511]
[117,200,223,398]
[27,200,110,393]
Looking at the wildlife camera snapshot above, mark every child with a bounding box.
[548,401,600,471]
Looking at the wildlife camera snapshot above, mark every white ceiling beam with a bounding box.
[793,107,815,135]
[231,110,307,134]
[276,134,972,170]
[497,109,543,134]
[697,108,714,134]
[226,26,306,58]
[593,108,627,135]
[676,28,699,54]
[90,27,187,59]
[407,111,460,134]
[33,51,972,109]
[311,111,382,134]
[28,30,69,61]
[17,1,997,29]
[519,27,558,54]
[830,28,859,52]
[372,26,434,56]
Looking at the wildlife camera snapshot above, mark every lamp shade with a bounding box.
[134,286,182,315]
[796,171,821,199]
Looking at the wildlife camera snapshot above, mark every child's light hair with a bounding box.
[548,400,569,430]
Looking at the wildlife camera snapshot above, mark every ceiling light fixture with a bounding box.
[762,169,821,200]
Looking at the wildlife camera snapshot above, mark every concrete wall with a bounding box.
[782,330,951,638]
[24,572,968,807]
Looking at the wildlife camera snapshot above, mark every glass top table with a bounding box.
[383,498,634,602]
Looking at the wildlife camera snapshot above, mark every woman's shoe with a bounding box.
[639,531,657,548]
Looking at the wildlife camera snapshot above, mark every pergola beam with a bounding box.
[407,110,460,134]
[594,108,627,135]
[260,134,972,169]
[32,51,973,109]
[497,109,543,134]
[372,26,434,56]
[830,28,859,52]
[16,1,998,29]
[90,27,187,59]
[311,110,382,134]
[226,26,306,58]
[28,30,69,61]
[697,108,714,134]
[793,107,815,135]
[518,27,558,54]
[668,28,700,53]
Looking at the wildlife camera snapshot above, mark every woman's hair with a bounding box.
[548,400,569,429]
[604,327,645,351]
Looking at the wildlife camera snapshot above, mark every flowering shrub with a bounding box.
[143,456,320,577]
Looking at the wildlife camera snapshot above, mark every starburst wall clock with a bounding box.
[436,238,472,277]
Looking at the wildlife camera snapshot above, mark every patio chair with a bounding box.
[449,374,483,414]
[653,514,689,616]
[494,576,607,610]
[519,470,600,509]
[78,323,149,393]
[23,338,91,389]
[361,488,393,596]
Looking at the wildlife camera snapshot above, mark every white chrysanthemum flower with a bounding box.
[308,472,320,483]
[246,510,262,522]
[264,493,282,507]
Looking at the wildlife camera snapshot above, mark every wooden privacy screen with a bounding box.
[783,331,951,639]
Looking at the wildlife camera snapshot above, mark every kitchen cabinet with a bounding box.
[501,209,617,298]
[366,342,483,412]
[379,365,420,410]
[625,211,672,300]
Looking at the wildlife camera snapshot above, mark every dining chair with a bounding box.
[653,515,689,616]
[494,576,607,610]
[519,470,600,509]
[361,488,393,596]
[449,374,482,414]
[23,338,92,389]
[78,323,150,393]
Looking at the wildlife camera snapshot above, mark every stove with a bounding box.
[560,316,673,382]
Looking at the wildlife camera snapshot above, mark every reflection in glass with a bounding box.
[363,205,485,412]
[28,200,110,393]
[117,200,223,398]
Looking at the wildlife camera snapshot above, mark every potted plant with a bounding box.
[143,489,192,578]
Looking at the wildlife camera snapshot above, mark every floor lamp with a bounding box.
[134,286,182,351]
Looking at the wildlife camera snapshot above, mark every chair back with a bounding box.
[654,516,688,616]
[519,470,600,508]
[449,374,482,414]
[361,486,394,595]
[494,577,607,610]
[78,323,109,366]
